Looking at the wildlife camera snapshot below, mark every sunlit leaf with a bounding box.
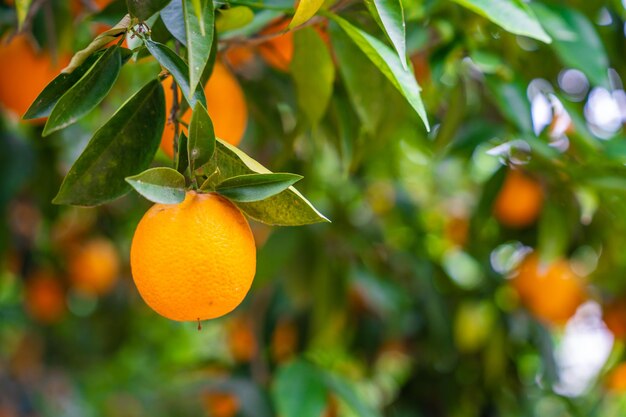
[452,0,551,43]
[365,0,408,69]
[126,167,186,204]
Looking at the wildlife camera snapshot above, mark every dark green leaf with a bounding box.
[183,0,215,96]
[330,15,429,131]
[126,167,186,204]
[365,0,408,69]
[43,46,123,136]
[188,102,215,172]
[452,0,551,43]
[144,39,207,108]
[272,360,328,417]
[53,80,165,206]
[486,77,532,134]
[291,27,335,126]
[217,173,303,203]
[161,0,187,45]
[176,132,189,174]
[24,52,103,120]
[531,3,609,87]
[214,139,329,225]
[126,0,171,20]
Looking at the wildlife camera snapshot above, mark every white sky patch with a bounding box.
[554,301,614,397]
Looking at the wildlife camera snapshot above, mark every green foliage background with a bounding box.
[1,0,626,416]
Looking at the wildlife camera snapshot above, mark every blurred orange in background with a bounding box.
[24,270,66,324]
[160,61,248,157]
[512,253,586,325]
[0,35,69,119]
[67,237,120,296]
[493,169,543,228]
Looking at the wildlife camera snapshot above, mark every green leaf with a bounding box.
[161,0,187,45]
[324,374,381,417]
[62,14,131,74]
[176,132,189,174]
[289,0,324,29]
[290,27,335,126]
[452,0,551,43]
[144,39,207,108]
[217,173,303,203]
[365,0,407,70]
[24,52,103,120]
[15,0,31,30]
[486,77,532,134]
[126,0,171,20]
[183,0,215,96]
[330,24,386,134]
[53,80,165,206]
[273,360,328,417]
[188,102,215,172]
[330,15,429,131]
[531,3,608,87]
[43,46,123,136]
[216,6,254,32]
[125,167,186,204]
[537,199,569,264]
[214,139,329,225]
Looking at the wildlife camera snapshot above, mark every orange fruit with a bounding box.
[271,319,298,362]
[68,237,120,296]
[202,392,239,417]
[24,271,65,323]
[493,169,543,228]
[604,299,626,339]
[130,191,256,321]
[511,253,586,325]
[607,362,626,392]
[257,19,329,72]
[257,19,293,72]
[0,35,69,118]
[223,45,255,70]
[160,61,248,158]
[227,315,257,362]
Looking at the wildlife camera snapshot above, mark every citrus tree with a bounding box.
[1,0,626,416]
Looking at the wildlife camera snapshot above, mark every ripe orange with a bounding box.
[604,299,626,339]
[202,392,239,417]
[68,237,120,296]
[0,35,69,119]
[24,271,65,324]
[607,362,626,392]
[511,253,586,325]
[160,61,248,158]
[227,315,257,362]
[130,191,256,321]
[257,19,293,72]
[493,169,543,228]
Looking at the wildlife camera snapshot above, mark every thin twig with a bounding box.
[171,41,182,162]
